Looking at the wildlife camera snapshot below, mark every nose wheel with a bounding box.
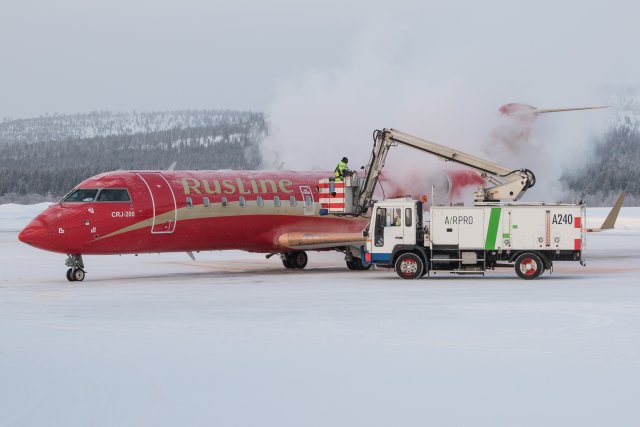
[65,254,86,282]
[66,268,85,282]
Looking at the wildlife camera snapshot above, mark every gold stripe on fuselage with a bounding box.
[96,200,357,241]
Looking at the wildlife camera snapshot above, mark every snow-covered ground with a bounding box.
[1,204,640,426]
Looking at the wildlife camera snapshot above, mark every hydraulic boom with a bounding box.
[355,129,536,214]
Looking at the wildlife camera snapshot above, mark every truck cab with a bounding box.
[366,198,424,268]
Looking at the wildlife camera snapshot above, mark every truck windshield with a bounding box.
[63,189,99,202]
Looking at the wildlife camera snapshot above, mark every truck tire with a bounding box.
[514,252,543,280]
[395,252,424,280]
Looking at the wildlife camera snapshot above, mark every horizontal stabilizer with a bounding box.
[499,103,608,116]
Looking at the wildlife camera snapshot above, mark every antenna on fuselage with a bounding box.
[167,161,177,171]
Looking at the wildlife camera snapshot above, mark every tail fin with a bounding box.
[600,192,626,230]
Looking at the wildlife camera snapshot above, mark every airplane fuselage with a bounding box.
[19,170,367,255]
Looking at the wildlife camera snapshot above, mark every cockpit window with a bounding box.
[96,189,131,202]
[63,189,99,202]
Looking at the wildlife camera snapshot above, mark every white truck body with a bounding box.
[430,203,585,253]
[365,199,586,279]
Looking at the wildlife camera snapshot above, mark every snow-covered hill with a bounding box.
[0,110,258,144]
[0,110,267,202]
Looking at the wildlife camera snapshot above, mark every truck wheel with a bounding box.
[395,253,423,280]
[515,253,543,280]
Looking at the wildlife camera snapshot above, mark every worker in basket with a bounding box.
[334,157,354,182]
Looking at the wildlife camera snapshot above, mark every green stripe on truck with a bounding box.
[485,208,501,250]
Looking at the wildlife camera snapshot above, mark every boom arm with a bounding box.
[356,128,536,213]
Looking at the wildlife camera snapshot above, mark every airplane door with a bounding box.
[300,186,314,216]
[137,173,177,233]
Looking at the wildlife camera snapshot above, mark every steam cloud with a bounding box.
[262,2,637,203]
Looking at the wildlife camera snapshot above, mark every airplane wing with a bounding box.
[278,232,365,250]
[586,192,626,232]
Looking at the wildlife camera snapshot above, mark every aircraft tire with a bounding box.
[282,258,294,269]
[72,268,86,282]
[292,251,308,269]
[346,259,371,270]
[66,268,75,282]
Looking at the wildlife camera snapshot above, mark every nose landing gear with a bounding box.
[65,254,86,282]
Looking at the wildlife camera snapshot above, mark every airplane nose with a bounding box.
[18,218,48,247]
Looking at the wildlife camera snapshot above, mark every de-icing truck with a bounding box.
[364,198,586,279]
[318,128,622,279]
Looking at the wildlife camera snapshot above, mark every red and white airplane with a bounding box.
[19,170,373,281]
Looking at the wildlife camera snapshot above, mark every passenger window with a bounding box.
[186,197,193,208]
[290,196,297,207]
[305,195,312,206]
[239,196,246,207]
[221,197,228,207]
[203,197,210,208]
[274,196,281,207]
[405,208,412,227]
[97,189,131,202]
[257,196,264,207]
[63,189,99,202]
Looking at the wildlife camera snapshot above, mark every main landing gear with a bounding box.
[346,258,372,271]
[65,254,86,282]
[281,251,308,269]
[345,249,372,271]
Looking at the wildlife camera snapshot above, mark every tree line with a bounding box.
[0,110,266,202]
[561,124,640,206]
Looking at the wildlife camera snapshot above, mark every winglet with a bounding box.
[600,192,625,230]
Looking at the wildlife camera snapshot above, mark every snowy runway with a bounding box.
[1,206,640,426]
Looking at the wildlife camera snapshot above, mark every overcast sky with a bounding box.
[3,0,638,120]
[1,0,365,118]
